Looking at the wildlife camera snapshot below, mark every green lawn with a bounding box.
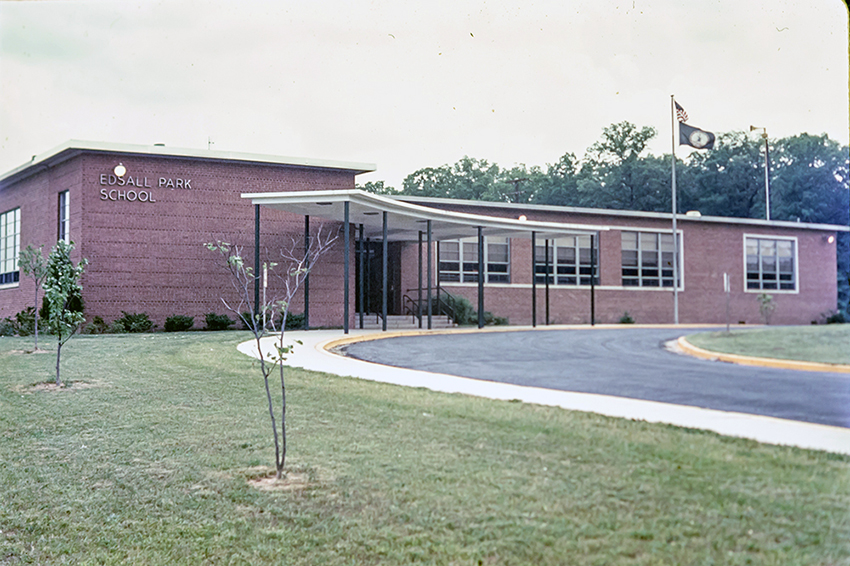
[1,332,848,565]
[687,325,850,365]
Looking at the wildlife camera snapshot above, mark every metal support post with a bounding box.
[304,215,310,330]
[531,231,537,328]
[545,239,550,325]
[343,203,350,334]
[427,220,433,330]
[254,205,260,320]
[359,224,364,329]
[417,231,423,328]
[478,227,484,329]
[382,211,388,332]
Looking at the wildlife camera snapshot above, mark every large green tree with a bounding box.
[532,153,581,207]
[578,121,665,210]
[769,133,849,225]
[401,165,456,198]
[768,134,850,315]
[448,156,501,201]
[357,180,398,195]
[679,131,765,218]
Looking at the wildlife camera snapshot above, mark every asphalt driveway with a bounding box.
[341,327,850,428]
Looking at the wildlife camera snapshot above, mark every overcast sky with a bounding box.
[1,0,847,190]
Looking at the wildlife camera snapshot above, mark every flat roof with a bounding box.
[397,195,850,233]
[0,140,377,186]
[243,189,610,241]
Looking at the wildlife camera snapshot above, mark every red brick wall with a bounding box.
[402,202,839,325]
[0,157,85,318]
[1,151,357,329]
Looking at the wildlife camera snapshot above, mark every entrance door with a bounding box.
[355,241,402,315]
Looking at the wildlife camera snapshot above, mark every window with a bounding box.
[439,237,510,283]
[0,208,21,286]
[58,190,70,242]
[621,231,680,288]
[534,236,598,285]
[746,236,795,291]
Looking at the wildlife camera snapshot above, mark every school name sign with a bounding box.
[98,172,194,203]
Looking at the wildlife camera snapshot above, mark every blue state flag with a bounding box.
[679,122,715,150]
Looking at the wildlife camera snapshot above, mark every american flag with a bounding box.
[675,102,688,123]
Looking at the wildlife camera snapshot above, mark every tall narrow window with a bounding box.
[59,190,70,242]
[0,207,21,286]
[534,236,598,285]
[745,236,796,291]
[621,231,680,288]
[438,237,510,283]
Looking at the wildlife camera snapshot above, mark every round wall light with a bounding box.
[114,163,127,177]
[518,215,527,221]
[828,235,835,244]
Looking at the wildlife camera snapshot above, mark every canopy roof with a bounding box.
[242,189,609,241]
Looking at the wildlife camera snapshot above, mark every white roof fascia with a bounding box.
[242,189,610,241]
[397,195,850,233]
[1,140,376,186]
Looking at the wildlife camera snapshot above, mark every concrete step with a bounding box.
[358,315,456,330]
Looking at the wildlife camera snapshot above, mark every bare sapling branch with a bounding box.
[205,223,339,479]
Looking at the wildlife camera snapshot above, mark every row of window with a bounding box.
[0,199,802,293]
[0,191,69,286]
[435,232,797,292]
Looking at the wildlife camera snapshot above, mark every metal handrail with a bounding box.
[401,294,420,324]
[403,287,462,325]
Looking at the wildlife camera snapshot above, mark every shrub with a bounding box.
[115,311,154,333]
[13,307,38,336]
[204,312,234,331]
[0,317,16,336]
[238,311,305,331]
[1,307,50,337]
[285,312,306,330]
[823,310,847,324]
[619,312,635,324]
[164,315,194,332]
[442,295,505,326]
[83,315,111,335]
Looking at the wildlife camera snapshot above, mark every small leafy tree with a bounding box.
[758,293,776,325]
[18,245,48,350]
[43,240,88,386]
[206,226,338,479]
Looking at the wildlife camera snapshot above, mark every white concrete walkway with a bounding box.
[238,328,850,456]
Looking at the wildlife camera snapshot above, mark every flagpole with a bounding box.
[670,95,679,324]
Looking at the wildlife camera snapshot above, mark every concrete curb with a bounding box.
[677,336,850,374]
[323,323,726,350]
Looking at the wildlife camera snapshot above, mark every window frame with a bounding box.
[0,207,21,288]
[743,234,798,294]
[438,236,511,284]
[534,235,599,286]
[58,190,70,243]
[620,230,683,290]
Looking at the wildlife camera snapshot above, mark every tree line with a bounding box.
[358,122,850,315]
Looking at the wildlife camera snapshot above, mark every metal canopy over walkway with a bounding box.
[242,189,610,333]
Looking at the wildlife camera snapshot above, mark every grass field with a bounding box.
[1,331,849,565]
[687,324,850,365]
